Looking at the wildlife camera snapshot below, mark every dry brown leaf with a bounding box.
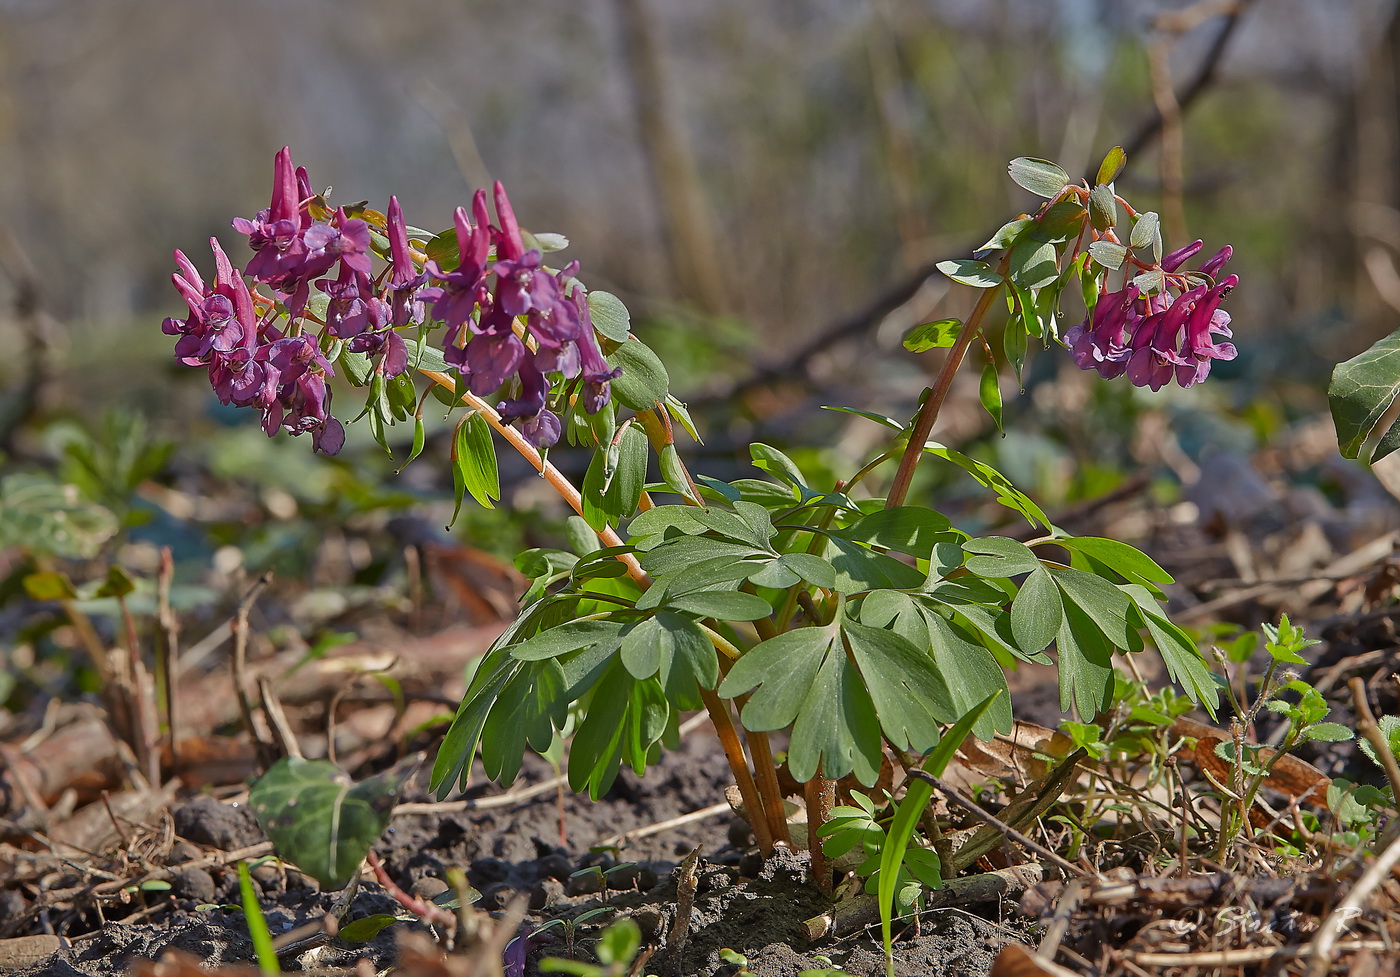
[989,943,1081,977]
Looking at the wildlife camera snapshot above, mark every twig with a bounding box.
[417,369,649,588]
[1132,940,1388,969]
[702,688,773,854]
[1117,2,1251,167]
[366,849,457,930]
[667,845,702,962]
[393,775,568,816]
[231,572,275,770]
[805,773,835,896]
[155,547,180,772]
[1349,677,1400,846]
[596,801,731,850]
[1308,830,1400,977]
[257,677,302,761]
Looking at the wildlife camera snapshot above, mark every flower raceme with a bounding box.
[1064,241,1238,392]
[161,147,618,455]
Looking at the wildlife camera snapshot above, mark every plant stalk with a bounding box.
[701,688,774,854]
[885,267,1007,510]
[418,368,650,588]
[804,771,835,895]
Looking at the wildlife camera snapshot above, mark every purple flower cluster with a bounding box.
[419,183,620,448]
[1064,240,1238,391]
[163,147,618,455]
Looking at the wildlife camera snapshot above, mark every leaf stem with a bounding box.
[884,259,1009,510]
[418,368,650,588]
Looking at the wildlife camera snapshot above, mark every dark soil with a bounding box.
[10,728,1030,977]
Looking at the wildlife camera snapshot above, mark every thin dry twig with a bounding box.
[1306,832,1400,977]
[596,801,731,850]
[231,572,275,770]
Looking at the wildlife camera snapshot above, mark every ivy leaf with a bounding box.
[250,754,422,890]
[1330,327,1400,460]
[1007,157,1070,198]
[903,318,962,352]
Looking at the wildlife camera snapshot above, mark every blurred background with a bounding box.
[6,0,1400,706]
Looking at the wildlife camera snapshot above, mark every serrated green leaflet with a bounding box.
[249,754,422,890]
[1329,326,1400,459]
[902,318,962,352]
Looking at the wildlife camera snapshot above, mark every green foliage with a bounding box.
[1329,326,1400,462]
[0,473,118,559]
[539,918,642,976]
[248,754,420,890]
[237,861,281,976]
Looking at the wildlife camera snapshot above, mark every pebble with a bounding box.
[535,854,573,882]
[411,876,450,901]
[631,909,667,940]
[478,882,515,911]
[171,867,217,904]
[565,869,603,897]
[529,877,565,911]
[727,818,754,848]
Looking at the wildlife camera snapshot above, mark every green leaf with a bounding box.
[511,620,625,661]
[832,506,952,559]
[1088,241,1128,270]
[1011,566,1062,654]
[669,590,772,621]
[609,423,649,518]
[587,291,632,344]
[920,613,1010,739]
[425,227,459,272]
[936,259,1002,289]
[1096,146,1127,186]
[1129,211,1161,260]
[430,648,520,797]
[822,405,904,431]
[1007,157,1070,198]
[1133,268,1165,294]
[1003,311,1028,386]
[789,647,883,785]
[595,918,641,967]
[922,443,1051,528]
[751,443,808,489]
[1058,537,1173,588]
[842,618,952,752]
[1330,327,1400,459]
[482,660,568,783]
[1029,201,1087,245]
[1056,600,1114,719]
[962,536,1040,577]
[249,754,421,889]
[449,412,499,526]
[339,914,402,943]
[827,537,927,593]
[1088,184,1117,231]
[0,474,119,560]
[877,692,1002,977]
[23,570,78,601]
[94,564,136,599]
[979,363,1003,435]
[721,628,833,729]
[977,218,1032,253]
[237,861,279,977]
[608,339,670,411]
[1305,723,1354,743]
[902,318,962,352]
[1009,239,1059,290]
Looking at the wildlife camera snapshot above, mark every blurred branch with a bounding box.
[0,229,53,453]
[707,1,1253,410]
[411,79,493,193]
[614,0,730,316]
[1118,0,1252,170]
